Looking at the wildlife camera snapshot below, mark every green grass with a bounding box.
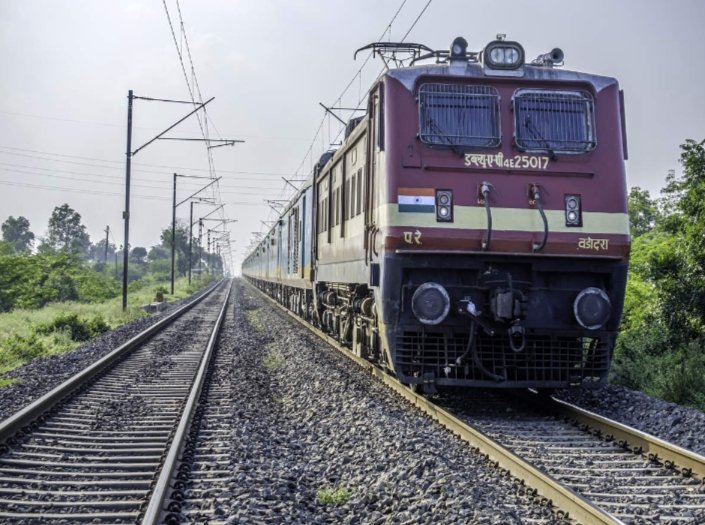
[316,487,351,506]
[262,348,285,371]
[245,309,264,331]
[0,276,213,379]
[273,395,292,406]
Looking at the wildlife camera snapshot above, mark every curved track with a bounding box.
[0,280,231,524]
[246,279,705,525]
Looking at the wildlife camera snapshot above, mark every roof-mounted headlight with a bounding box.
[484,40,524,70]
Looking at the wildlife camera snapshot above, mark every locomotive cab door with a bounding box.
[365,83,383,268]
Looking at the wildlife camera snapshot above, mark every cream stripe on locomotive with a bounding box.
[377,204,629,235]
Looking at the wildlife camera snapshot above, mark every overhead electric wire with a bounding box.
[0,169,280,199]
[260,0,427,242]
[0,145,299,179]
[163,0,238,271]
[0,160,290,190]
[327,0,435,149]
[288,0,431,188]
[0,179,266,207]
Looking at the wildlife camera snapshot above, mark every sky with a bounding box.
[1,0,704,274]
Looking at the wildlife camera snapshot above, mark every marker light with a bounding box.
[436,189,453,222]
[565,194,582,227]
[412,283,451,325]
[484,40,524,70]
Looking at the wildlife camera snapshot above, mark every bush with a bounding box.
[127,279,144,293]
[37,313,110,342]
[148,259,171,281]
[648,341,705,408]
[73,270,120,303]
[1,333,46,364]
[316,487,351,506]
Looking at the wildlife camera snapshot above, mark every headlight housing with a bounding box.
[412,283,451,325]
[484,40,525,70]
[573,287,611,330]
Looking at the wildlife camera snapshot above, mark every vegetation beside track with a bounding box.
[616,139,705,410]
[0,275,214,385]
[316,487,352,506]
[0,203,224,386]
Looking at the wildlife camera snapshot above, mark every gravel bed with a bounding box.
[214,281,561,525]
[555,384,705,456]
[0,280,219,422]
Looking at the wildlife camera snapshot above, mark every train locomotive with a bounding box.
[242,36,630,393]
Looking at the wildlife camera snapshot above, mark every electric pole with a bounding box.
[122,90,133,311]
[104,225,110,264]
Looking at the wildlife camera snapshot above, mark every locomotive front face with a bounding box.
[377,47,629,389]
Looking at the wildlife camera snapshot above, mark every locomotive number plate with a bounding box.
[464,153,550,170]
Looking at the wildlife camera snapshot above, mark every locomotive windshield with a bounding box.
[514,89,595,153]
[418,84,500,148]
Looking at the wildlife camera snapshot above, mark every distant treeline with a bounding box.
[0,203,223,313]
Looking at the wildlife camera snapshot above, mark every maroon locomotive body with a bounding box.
[243,36,629,393]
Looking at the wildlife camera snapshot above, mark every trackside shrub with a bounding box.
[1,333,46,364]
[36,313,110,342]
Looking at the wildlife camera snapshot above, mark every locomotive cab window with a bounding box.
[513,89,595,153]
[418,83,500,149]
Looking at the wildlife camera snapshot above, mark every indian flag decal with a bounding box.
[398,187,435,213]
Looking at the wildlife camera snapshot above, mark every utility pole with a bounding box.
[198,218,203,278]
[189,201,194,285]
[122,90,133,311]
[189,205,225,283]
[171,175,220,294]
[171,173,177,295]
[104,225,110,264]
[121,91,223,310]
[207,229,211,274]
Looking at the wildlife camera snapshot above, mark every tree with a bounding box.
[676,139,705,268]
[148,245,168,261]
[89,239,116,263]
[2,215,35,253]
[130,246,148,264]
[627,187,659,238]
[160,221,192,276]
[43,204,90,256]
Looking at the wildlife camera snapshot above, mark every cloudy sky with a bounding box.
[1,0,703,273]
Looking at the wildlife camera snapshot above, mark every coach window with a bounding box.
[356,168,363,216]
[513,89,595,153]
[346,172,354,221]
[332,164,341,229]
[289,207,299,274]
[317,177,328,234]
[418,84,500,148]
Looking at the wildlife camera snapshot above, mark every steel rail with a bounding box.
[140,279,233,524]
[244,280,623,525]
[548,397,705,480]
[0,279,222,445]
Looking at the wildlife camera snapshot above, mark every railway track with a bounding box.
[246,280,705,525]
[0,279,231,524]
